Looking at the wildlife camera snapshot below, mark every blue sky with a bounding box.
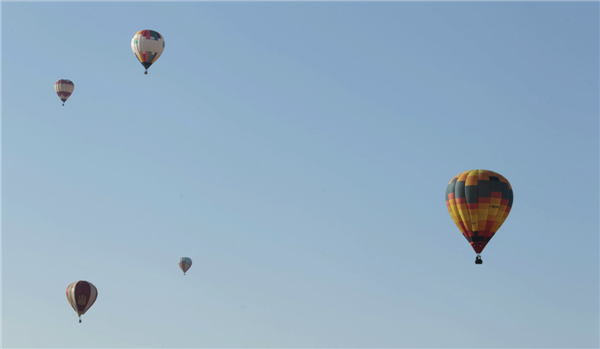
[2,2,598,348]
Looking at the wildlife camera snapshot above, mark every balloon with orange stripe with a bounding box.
[445,169,513,264]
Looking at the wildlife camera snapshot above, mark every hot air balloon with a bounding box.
[445,169,513,264]
[55,79,74,106]
[66,280,98,323]
[179,257,192,275]
[131,30,164,74]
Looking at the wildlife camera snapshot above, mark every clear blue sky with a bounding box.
[2,2,598,348]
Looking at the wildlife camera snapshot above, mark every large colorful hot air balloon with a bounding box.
[445,169,513,264]
[55,79,74,106]
[131,30,165,74]
[66,280,98,323]
[179,257,192,275]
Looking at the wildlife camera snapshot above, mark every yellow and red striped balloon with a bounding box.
[445,169,513,256]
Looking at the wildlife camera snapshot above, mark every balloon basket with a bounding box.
[475,255,483,265]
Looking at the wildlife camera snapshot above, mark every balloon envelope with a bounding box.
[179,257,192,274]
[445,169,513,254]
[55,79,74,105]
[66,280,98,321]
[131,30,164,73]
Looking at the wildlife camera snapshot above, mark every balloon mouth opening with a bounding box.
[471,242,487,254]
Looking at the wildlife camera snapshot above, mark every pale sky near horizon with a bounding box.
[2,2,599,348]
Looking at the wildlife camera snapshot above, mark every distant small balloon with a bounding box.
[55,79,74,106]
[66,280,98,323]
[179,257,192,275]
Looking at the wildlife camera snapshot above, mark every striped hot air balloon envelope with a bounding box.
[131,30,165,74]
[445,169,514,264]
[179,257,192,275]
[55,79,74,106]
[66,280,98,323]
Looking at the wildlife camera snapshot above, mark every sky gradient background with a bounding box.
[2,2,599,348]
